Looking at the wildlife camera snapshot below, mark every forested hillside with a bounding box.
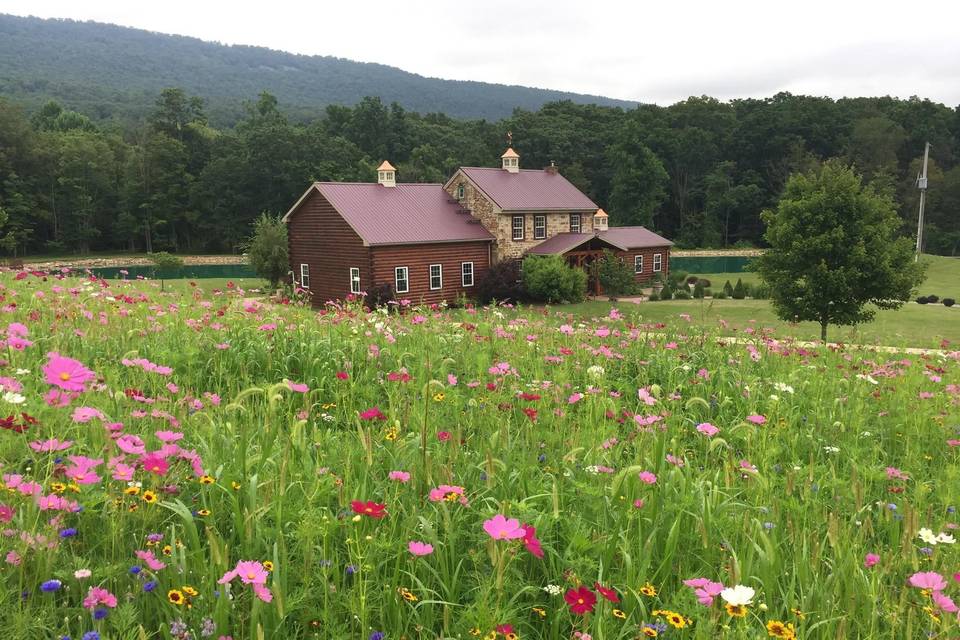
[0,14,635,124]
[2,89,958,257]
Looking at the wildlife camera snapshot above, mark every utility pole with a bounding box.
[915,141,930,261]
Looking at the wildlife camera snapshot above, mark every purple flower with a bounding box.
[92,608,108,620]
[143,581,157,592]
[41,580,62,592]
[59,528,78,538]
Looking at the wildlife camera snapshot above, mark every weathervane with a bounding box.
[506,131,513,146]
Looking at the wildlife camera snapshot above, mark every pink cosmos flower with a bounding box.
[218,560,273,602]
[388,471,410,482]
[447,374,458,386]
[43,353,95,392]
[638,471,657,485]
[885,467,908,480]
[116,434,146,455]
[154,430,184,443]
[6,322,28,338]
[71,407,104,423]
[408,541,434,556]
[429,485,466,503]
[746,414,767,425]
[82,586,117,610]
[112,463,135,481]
[932,590,959,613]
[522,524,544,559]
[909,571,947,591]
[483,514,525,540]
[0,504,14,523]
[683,578,725,606]
[136,549,166,571]
[567,392,583,404]
[45,389,76,407]
[696,423,719,437]
[637,387,657,406]
[140,454,170,476]
[286,380,309,393]
[437,431,451,442]
[863,553,880,568]
[29,439,73,452]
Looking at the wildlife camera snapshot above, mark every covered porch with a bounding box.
[527,233,628,296]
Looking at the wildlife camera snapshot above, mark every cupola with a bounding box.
[377,161,396,187]
[501,147,520,173]
[593,208,608,231]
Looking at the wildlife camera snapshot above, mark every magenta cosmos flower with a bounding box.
[638,471,657,485]
[909,571,947,591]
[82,586,117,610]
[43,353,95,392]
[746,414,767,425]
[696,422,719,437]
[863,553,880,568]
[683,577,725,606]
[483,514,525,540]
[219,560,273,602]
[408,541,434,556]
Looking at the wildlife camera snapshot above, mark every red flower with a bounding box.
[564,586,597,614]
[359,407,386,421]
[351,500,387,519]
[437,431,451,442]
[518,392,541,401]
[522,407,538,422]
[336,371,349,380]
[594,582,619,603]
[522,524,543,559]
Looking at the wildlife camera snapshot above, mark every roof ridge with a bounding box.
[315,181,443,186]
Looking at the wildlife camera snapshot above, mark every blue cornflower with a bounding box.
[887,503,898,510]
[949,506,956,514]
[537,453,546,462]
[143,580,157,592]
[59,528,78,538]
[369,632,385,640]
[345,564,357,575]
[82,632,100,640]
[920,547,934,556]
[41,579,62,592]
[93,608,108,620]
[129,565,141,575]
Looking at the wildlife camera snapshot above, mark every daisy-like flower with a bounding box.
[720,584,755,606]
[43,353,95,392]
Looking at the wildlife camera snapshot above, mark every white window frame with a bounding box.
[634,255,643,274]
[299,263,310,289]
[461,261,474,287]
[394,266,409,294]
[429,264,443,290]
[534,215,546,239]
[569,213,581,233]
[512,215,525,241]
[653,253,663,272]
[456,183,465,200]
[350,267,361,294]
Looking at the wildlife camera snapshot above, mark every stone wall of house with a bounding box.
[445,170,597,262]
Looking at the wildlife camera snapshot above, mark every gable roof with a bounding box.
[526,233,627,255]
[453,167,598,211]
[526,227,672,255]
[283,183,494,246]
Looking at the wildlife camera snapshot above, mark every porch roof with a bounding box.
[526,233,628,255]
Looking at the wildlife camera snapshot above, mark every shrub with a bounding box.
[522,255,587,303]
[597,250,638,299]
[751,283,771,300]
[944,298,956,307]
[475,260,524,304]
[703,288,713,298]
[732,278,746,299]
[659,288,673,300]
[686,276,699,285]
[693,281,705,299]
[673,289,691,300]
[242,213,288,288]
[926,294,939,303]
[669,270,689,287]
[697,278,712,288]
[367,283,394,309]
[647,292,659,301]
[722,280,734,296]
[714,291,728,299]
[916,296,929,304]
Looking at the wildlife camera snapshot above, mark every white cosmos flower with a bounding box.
[15,369,29,375]
[773,382,795,394]
[919,528,939,545]
[2,391,25,405]
[720,585,755,606]
[587,365,605,379]
[936,533,956,545]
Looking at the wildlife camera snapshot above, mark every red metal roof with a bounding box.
[526,227,672,255]
[458,167,598,211]
[289,183,495,246]
[601,227,674,249]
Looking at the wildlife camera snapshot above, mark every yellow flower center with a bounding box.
[59,372,71,381]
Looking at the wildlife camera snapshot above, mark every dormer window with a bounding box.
[377,161,396,187]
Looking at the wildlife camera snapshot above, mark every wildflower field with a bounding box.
[1,272,959,640]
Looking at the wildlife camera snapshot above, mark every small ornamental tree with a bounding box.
[147,251,183,291]
[596,249,637,300]
[244,213,289,288]
[755,160,925,341]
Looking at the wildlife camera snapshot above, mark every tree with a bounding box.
[244,213,289,288]
[596,250,637,300]
[607,121,668,228]
[755,160,925,341]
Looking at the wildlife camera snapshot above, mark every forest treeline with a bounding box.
[0,89,958,256]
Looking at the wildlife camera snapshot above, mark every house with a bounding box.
[284,150,671,305]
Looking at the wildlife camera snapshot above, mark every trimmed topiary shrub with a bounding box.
[943,298,955,307]
[917,296,929,304]
[693,281,706,299]
[647,292,659,301]
[659,288,673,300]
[674,289,692,300]
[714,291,728,299]
[475,260,524,304]
[686,276,699,285]
[732,278,746,299]
[521,255,587,303]
[926,294,939,303]
[697,278,712,288]
[723,280,734,297]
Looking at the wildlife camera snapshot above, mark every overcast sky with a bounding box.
[6,0,960,106]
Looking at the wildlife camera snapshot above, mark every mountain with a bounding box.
[0,14,637,124]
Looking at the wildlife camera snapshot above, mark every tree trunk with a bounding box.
[820,317,828,342]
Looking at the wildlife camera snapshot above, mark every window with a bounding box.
[461,262,474,287]
[299,263,310,289]
[394,266,409,294]
[350,267,361,294]
[634,255,643,274]
[569,213,581,233]
[653,253,662,272]
[456,183,465,200]
[429,264,443,290]
[534,215,546,239]
[512,215,525,241]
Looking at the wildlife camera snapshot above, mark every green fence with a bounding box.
[670,255,755,274]
[87,264,257,280]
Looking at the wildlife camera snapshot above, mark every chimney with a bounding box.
[593,208,608,231]
[501,147,519,173]
[377,161,396,187]
[545,161,558,175]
